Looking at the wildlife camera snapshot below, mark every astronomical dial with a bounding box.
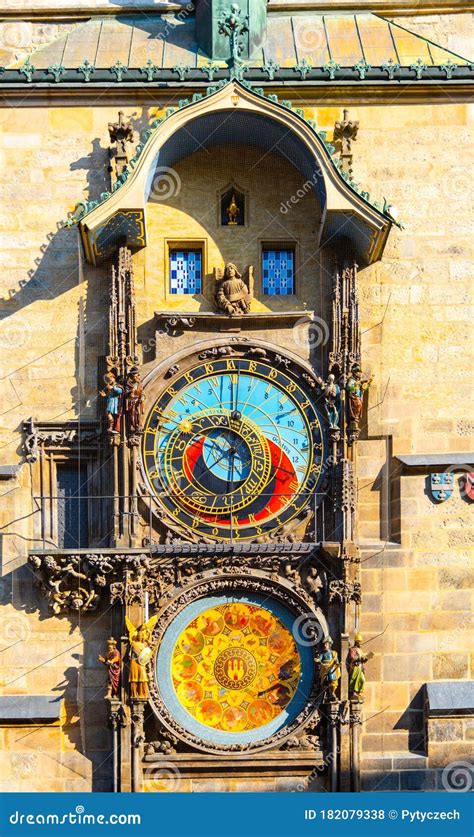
[142,356,326,541]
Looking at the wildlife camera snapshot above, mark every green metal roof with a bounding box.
[5,12,472,72]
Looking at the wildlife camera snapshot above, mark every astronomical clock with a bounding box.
[141,353,326,542]
[134,338,336,767]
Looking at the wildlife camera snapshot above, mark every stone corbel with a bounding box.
[28,552,121,614]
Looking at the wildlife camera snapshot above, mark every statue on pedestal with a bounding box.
[317,373,341,438]
[125,616,159,700]
[346,633,373,701]
[215,262,251,316]
[125,366,145,434]
[346,365,373,442]
[316,636,341,702]
[100,370,123,435]
[98,637,122,698]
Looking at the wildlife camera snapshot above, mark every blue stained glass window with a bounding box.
[262,249,295,295]
[170,249,202,294]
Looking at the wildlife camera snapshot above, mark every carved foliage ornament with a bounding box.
[28,553,120,614]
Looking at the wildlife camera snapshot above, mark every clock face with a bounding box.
[142,356,326,541]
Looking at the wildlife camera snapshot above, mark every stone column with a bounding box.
[130,699,147,793]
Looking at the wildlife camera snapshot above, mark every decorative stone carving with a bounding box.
[335,458,356,542]
[279,712,321,751]
[109,554,161,607]
[333,109,359,178]
[108,111,134,184]
[28,553,119,614]
[144,731,179,756]
[214,262,251,316]
[329,262,360,382]
[22,418,100,463]
[329,579,362,605]
[130,699,146,748]
[107,698,127,731]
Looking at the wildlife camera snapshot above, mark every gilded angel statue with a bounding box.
[125,615,159,699]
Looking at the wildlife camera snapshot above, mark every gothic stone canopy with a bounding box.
[78,80,392,266]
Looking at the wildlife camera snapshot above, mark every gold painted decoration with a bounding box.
[171,603,301,732]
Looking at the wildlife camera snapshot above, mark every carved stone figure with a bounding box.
[316,636,341,702]
[125,366,145,433]
[346,633,373,701]
[108,110,134,182]
[100,370,124,435]
[125,615,159,700]
[305,566,323,602]
[215,263,251,316]
[333,108,359,177]
[98,637,122,698]
[317,373,341,432]
[346,365,373,441]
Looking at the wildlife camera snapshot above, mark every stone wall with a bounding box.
[0,54,472,791]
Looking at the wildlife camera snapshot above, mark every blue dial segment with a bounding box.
[142,357,326,541]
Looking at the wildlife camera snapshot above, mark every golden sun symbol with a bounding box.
[179,419,193,434]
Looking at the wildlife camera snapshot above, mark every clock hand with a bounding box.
[231,362,242,422]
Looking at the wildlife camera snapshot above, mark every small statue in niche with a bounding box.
[215,262,251,316]
[315,636,341,702]
[125,615,159,700]
[100,370,124,435]
[125,366,145,433]
[98,637,122,699]
[346,364,373,440]
[226,193,240,225]
[346,633,374,702]
[317,373,341,434]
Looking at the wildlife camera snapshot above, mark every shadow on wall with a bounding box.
[1,565,114,791]
[394,685,426,753]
